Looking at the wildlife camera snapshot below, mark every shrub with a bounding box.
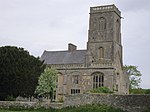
[145,89,150,94]
[144,108,150,112]
[129,88,145,94]
[129,88,150,94]
[90,87,114,93]
[5,95,16,101]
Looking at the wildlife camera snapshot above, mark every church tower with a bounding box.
[87,4,122,65]
[86,5,129,94]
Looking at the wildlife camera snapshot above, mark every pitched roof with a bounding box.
[41,50,87,64]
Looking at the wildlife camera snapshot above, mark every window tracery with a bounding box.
[92,72,104,89]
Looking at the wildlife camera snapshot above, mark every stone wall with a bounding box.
[0,94,150,112]
[63,94,150,112]
[0,101,63,109]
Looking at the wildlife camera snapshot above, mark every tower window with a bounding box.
[99,17,106,31]
[99,47,104,59]
[117,73,119,76]
[116,84,118,91]
[92,72,104,89]
[116,19,120,43]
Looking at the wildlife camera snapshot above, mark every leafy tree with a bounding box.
[0,46,45,100]
[35,67,58,101]
[123,65,142,89]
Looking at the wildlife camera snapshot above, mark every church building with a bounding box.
[41,4,129,101]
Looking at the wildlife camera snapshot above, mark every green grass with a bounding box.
[0,105,127,112]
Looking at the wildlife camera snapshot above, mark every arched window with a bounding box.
[92,72,104,89]
[72,75,79,84]
[70,71,81,85]
[99,47,104,59]
[99,17,106,31]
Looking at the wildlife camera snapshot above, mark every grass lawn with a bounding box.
[0,105,127,112]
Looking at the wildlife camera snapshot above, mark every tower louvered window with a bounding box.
[99,47,104,59]
[99,17,106,31]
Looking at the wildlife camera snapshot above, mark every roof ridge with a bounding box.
[44,49,87,53]
[44,50,68,53]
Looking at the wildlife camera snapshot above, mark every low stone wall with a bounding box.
[0,94,150,112]
[63,94,150,112]
[0,101,63,109]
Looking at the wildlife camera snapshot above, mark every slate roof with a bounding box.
[41,50,87,64]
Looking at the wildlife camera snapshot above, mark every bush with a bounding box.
[5,95,16,101]
[145,89,150,94]
[129,89,150,94]
[129,88,145,94]
[144,108,150,112]
[90,87,114,93]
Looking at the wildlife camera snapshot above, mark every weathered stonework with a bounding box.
[0,101,63,109]
[63,94,150,112]
[41,4,129,100]
[0,94,150,112]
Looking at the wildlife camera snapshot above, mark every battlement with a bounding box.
[90,4,121,16]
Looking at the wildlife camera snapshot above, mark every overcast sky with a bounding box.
[0,0,150,88]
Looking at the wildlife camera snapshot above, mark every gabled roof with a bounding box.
[41,50,87,64]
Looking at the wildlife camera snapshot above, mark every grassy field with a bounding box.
[0,105,127,112]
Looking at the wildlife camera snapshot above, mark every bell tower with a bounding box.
[87,4,122,66]
[86,5,129,94]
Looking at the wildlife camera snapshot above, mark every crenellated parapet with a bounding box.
[90,4,121,17]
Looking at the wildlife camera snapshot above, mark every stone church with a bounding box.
[41,4,129,100]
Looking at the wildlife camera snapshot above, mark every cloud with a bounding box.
[117,0,150,12]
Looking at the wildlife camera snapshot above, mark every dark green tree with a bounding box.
[123,65,142,89]
[0,46,45,100]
